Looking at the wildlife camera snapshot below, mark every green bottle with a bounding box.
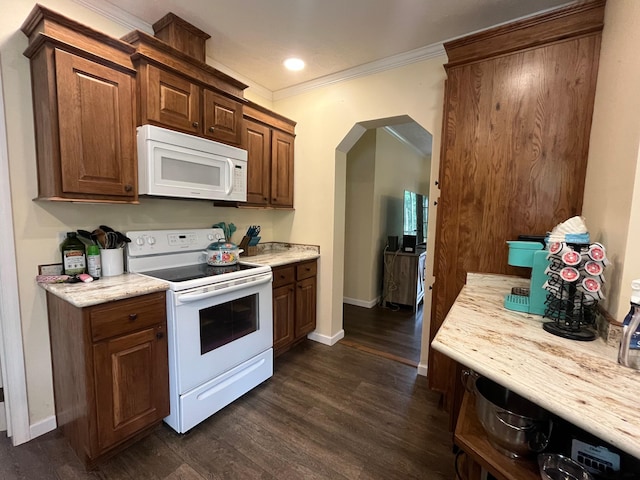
[60,232,86,275]
[86,244,101,279]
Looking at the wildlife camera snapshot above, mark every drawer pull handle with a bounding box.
[192,122,199,128]
[209,126,215,132]
[156,332,164,339]
[128,314,138,321]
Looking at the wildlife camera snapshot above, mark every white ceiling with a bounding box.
[91,0,576,94]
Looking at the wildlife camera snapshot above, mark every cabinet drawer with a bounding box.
[272,266,295,288]
[90,292,166,342]
[296,261,317,280]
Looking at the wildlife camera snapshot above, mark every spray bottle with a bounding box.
[618,279,640,369]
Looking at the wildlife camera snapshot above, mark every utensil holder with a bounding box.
[101,248,124,276]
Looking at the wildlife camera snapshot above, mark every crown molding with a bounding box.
[273,42,446,101]
[73,0,445,102]
[72,0,154,33]
[206,57,274,102]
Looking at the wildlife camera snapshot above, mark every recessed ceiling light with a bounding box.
[284,58,305,71]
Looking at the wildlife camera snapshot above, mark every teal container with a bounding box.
[506,241,543,267]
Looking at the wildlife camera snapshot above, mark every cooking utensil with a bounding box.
[466,372,552,458]
[92,228,107,249]
[538,453,594,480]
[76,229,95,244]
[203,240,244,266]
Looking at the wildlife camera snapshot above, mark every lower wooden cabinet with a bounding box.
[272,260,317,356]
[46,291,169,467]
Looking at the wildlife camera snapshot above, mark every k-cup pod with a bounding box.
[588,243,606,262]
[582,277,601,294]
[561,250,581,266]
[560,267,580,282]
[583,260,603,276]
[547,241,568,258]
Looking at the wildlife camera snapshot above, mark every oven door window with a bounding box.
[199,293,258,354]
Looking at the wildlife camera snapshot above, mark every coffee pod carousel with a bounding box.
[543,217,607,341]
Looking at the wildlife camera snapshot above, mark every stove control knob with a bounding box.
[135,237,145,246]
[147,236,156,245]
[207,234,215,241]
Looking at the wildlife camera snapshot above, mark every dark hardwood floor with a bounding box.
[0,341,454,479]
[342,302,423,367]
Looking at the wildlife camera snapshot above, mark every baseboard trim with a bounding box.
[307,329,345,346]
[417,362,428,378]
[343,297,379,308]
[30,415,56,439]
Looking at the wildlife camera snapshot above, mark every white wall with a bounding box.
[582,0,640,321]
[344,129,376,302]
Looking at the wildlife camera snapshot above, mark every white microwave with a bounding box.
[137,124,247,202]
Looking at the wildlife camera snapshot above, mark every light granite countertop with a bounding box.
[431,273,640,460]
[239,242,320,267]
[40,242,319,307]
[39,273,169,308]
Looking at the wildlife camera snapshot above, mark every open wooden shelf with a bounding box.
[454,391,540,480]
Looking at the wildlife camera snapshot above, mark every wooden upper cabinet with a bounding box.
[203,89,242,145]
[142,64,200,133]
[242,104,296,209]
[21,5,138,203]
[428,1,605,407]
[244,119,271,205]
[55,50,136,198]
[270,130,295,207]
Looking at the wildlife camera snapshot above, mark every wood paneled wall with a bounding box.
[428,1,605,414]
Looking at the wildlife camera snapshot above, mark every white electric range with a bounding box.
[126,228,273,433]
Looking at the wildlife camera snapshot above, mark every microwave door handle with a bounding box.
[225,159,234,195]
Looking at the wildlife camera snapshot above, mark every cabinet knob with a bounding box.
[124,184,133,192]
[128,313,138,321]
[263,197,268,201]
[192,122,199,128]
[209,126,215,133]
[156,332,164,339]
[272,198,277,202]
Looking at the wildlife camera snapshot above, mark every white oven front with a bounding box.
[163,270,273,433]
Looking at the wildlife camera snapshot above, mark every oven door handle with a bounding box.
[177,273,272,303]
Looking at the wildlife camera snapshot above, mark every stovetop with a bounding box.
[143,262,259,283]
[125,228,271,292]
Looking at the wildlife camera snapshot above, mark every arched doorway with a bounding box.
[334,115,436,373]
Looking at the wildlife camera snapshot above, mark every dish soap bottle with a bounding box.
[618,279,640,369]
[60,232,86,275]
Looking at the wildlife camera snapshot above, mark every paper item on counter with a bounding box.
[548,216,589,243]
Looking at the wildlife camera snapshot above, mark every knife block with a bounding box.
[239,236,256,256]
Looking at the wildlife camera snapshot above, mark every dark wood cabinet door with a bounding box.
[273,284,295,353]
[203,89,242,145]
[144,64,200,133]
[244,119,271,205]
[270,130,294,207]
[93,324,169,451]
[55,49,136,198]
[295,276,317,338]
[428,3,603,403]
